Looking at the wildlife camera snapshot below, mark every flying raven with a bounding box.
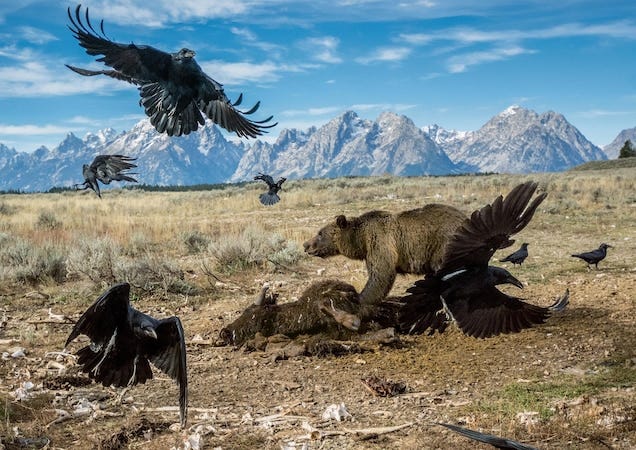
[571,243,612,269]
[398,181,569,338]
[65,282,188,427]
[254,173,287,206]
[499,242,529,266]
[437,423,538,450]
[66,4,277,138]
[74,154,138,198]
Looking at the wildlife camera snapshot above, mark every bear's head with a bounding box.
[303,215,355,258]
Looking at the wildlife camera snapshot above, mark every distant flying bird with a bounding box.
[437,423,538,450]
[571,243,613,269]
[398,181,569,339]
[65,282,188,427]
[254,172,287,206]
[66,4,276,138]
[499,243,529,266]
[74,154,138,198]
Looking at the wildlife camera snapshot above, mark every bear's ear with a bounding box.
[335,215,348,229]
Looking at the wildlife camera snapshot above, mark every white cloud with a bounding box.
[355,46,411,64]
[18,26,57,44]
[399,21,636,47]
[0,123,72,136]
[230,26,284,54]
[0,60,134,98]
[201,60,315,86]
[577,109,634,118]
[281,106,343,117]
[303,36,342,64]
[447,46,534,73]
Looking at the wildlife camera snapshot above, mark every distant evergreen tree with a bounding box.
[618,140,636,158]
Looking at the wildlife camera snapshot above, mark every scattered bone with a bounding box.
[12,381,35,401]
[322,403,352,422]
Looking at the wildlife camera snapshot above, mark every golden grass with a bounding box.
[1,169,634,288]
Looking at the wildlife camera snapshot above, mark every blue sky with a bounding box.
[0,0,634,152]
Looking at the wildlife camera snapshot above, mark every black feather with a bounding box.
[67,4,276,138]
[65,282,188,427]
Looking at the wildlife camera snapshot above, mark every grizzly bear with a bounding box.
[303,204,467,308]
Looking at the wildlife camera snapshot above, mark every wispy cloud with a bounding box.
[577,109,634,118]
[18,26,57,44]
[399,21,636,47]
[447,46,534,73]
[0,123,73,135]
[0,60,134,98]
[302,36,342,64]
[281,102,416,118]
[230,27,284,54]
[355,46,411,64]
[201,60,315,86]
[351,103,416,112]
[281,106,343,117]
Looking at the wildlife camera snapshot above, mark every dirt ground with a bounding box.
[1,173,635,449]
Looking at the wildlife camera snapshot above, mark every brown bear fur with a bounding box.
[303,204,467,308]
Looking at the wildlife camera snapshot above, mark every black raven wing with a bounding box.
[65,64,139,85]
[65,283,154,388]
[197,82,278,139]
[67,5,170,82]
[90,155,138,184]
[443,286,569,339]
[437,422,539,450]
[65,282,130,348]
[254,173,276,187]
[397,277,449,335]
[440,181,547,274]
[145,317,188,427]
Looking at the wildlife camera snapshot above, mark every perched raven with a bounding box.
[74,154,138,198]
[398,181,569,338]
[499,242,529,266]
[437,423,538,450]
[66,4,276,138]
[572,243,612,269]
[254,173,287,206]
[65,283,188,427]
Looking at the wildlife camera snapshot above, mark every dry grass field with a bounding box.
[1,168,635,449]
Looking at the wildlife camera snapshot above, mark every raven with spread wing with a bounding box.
[398,181,568,338]
[437,423,538,450]
[75,154,138,198]
[66,4,276,138]
[65,283,188,427]
[254,172,287,206]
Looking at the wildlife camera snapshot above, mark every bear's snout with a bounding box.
[303,238,316,254]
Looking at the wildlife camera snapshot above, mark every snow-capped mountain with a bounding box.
[437,105,607,173]
[603,127,636,159]
[0,106,617,192]
[269,111,457,179]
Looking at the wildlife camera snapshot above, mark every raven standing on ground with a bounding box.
[437,423,538,450]
[65,283,188,427]
[254,173,287,206]
[571,243,613,269]
[74,154,138,198]
[66,4,276,138]
[398,181,569,338]
[499,242,529,266]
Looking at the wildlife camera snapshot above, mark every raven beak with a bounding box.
[143,328,158,339]
[505,273,524,289]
